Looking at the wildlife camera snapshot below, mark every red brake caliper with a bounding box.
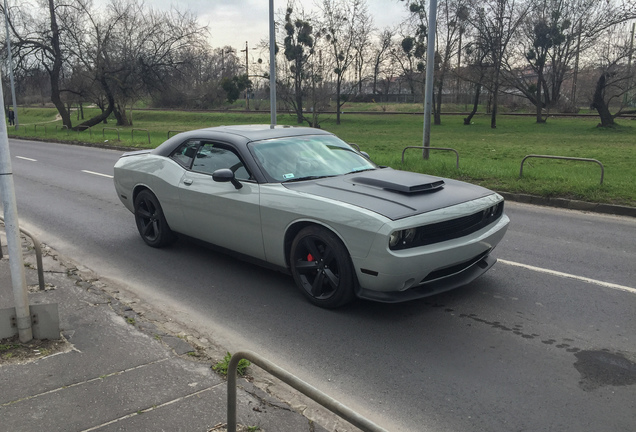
[307,254,314,262]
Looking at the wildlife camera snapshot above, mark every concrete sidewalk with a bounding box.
[0,234,327,431]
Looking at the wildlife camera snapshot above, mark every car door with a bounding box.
[176,140,265,260]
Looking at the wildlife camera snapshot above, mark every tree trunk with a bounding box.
[434,76,443,125]
[113,104,131,127]
[336,76,342,125]
[490,84,498,129]
[464,83,481,125]
[535,77,545,123]
[295,59,304,124]
[47,0,72,129]
[591,72,616,127]
[535,64,547,123]
[75,104,113,130]
[75,78,115,130]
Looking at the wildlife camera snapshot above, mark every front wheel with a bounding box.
[133,189,176,248]
[290,226,356,308]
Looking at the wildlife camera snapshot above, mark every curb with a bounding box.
[499,192,636,218]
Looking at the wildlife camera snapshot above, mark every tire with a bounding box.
[290,226,356,308]
[133,189,177,248]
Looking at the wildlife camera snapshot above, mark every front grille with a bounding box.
[390,202,504,250]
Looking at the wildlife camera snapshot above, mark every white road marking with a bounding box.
[81,169,113,179]
[499,259,636,295]
[16,156,37,162]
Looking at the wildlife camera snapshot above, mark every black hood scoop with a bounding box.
[283,168,494,221]
[350,172,444,194]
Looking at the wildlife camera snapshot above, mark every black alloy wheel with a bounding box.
[290,226,355,308]
[133,189,176,248]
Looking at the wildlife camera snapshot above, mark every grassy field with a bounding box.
[8,106,636,207]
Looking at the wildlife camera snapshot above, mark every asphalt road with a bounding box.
[4,138,636,432]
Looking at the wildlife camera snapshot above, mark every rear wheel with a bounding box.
[133,189,176,248]
[290,226,355,308]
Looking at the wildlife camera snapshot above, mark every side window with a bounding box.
[193,143,252,181]
[170,140,201,168]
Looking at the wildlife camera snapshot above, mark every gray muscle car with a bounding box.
[114,125,509,308]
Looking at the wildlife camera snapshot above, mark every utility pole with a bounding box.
[422,0,438,160]
[4,0,19,129]
[0,69,32,343]
[269,0,277,128]
[241,41,251,110]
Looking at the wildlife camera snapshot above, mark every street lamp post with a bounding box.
[422,0,437,160]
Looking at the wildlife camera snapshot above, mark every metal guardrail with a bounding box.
[520,155,604,184]
[102,127,120,140]
[34,124,47,135]
[56,125,70,135]
[401,146,460,168]
[77,125,92,138]
[0,217,45,291]
[227,350,388,432]
[132,128,150,144]
[167,130,185,138]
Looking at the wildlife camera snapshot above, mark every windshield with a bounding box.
[249,135,377,182]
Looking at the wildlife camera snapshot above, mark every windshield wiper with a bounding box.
[346,168,376,174]
[283,175,336,183]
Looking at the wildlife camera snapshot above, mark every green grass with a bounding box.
[212,352,250,376]
[8,106,636,207]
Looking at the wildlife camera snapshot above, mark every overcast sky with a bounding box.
[149,0,409,50]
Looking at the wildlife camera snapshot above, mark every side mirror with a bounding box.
[212,168,243,189]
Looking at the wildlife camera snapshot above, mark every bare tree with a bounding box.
[319,0,372,124]
[5,0,207,128]
[589,22,636,127]
[434,0,469,125]
[352,6,375,96]
[394,2,428,102]
[4,0,83,128]
[505,0,636,123]
[467,0,531,128]
[460,38,490,125]
[97,1,207,126]
[279,2,319,124]
[370,28,394,97]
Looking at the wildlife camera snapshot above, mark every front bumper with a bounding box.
[351,212,510,302]
[356,254,496,303]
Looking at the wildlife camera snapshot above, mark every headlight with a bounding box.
[389,231,402,248]
[403,228,417,243]
[389,228,418,249]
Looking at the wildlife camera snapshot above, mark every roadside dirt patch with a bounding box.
[0,335,71,366]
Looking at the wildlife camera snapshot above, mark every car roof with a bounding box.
[152,124,334,157]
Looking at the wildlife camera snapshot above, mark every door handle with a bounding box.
[183,179,193,186]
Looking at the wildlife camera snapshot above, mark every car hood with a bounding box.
[283,168,494,221]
